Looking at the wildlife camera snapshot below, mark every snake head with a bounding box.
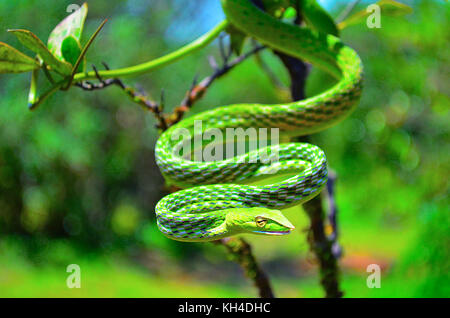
[225,208,295,236]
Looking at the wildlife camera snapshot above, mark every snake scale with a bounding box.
[154,0,363,242]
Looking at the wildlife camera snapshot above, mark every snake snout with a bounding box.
[269,209,295,230]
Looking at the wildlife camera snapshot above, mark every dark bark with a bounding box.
[215,237,275,298]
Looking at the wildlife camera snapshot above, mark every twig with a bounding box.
[42,63,55,84]
[218,33,232,65]
[75,43,264,131]
[75,63,168,131]
[166,44,265,126]
[214,238,275,298]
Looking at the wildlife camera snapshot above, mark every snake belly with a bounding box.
[154,0,363,242]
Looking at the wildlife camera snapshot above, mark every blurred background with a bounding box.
[0,0,448,297]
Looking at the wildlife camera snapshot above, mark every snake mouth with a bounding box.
[254,230,292,236]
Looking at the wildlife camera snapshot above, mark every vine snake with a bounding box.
[155,0,363,242]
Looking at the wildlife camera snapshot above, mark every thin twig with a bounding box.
[75,63,168,130]
[75,44,264,131]
[42,63,55,84]
[166,44,265,126]
[214,238,275,298]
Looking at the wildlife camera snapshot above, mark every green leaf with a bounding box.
[62,19,108,90]
[61,36,85,73]
[47,3,88,62]
[8,29,72,76]
[338,0,413,30]
[300,0,339,36]
[226,25,247,55]
[0,42,39,74]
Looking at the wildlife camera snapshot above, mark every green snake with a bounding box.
[154,0,363,242]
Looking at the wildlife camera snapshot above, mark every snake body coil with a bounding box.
[154,0,363,242]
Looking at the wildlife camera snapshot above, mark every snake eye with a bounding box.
[255,217,267,228]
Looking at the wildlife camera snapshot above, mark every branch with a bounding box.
[277,56,343,297]
[214,238,275,298]
[304,195,343,298]
[75,42,264,131]
[75,63,168,131]
[166,44,265,126]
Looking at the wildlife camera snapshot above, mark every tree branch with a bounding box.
[214,237,275,298]
[166,44,265,126]
[75,63,168,131]
[76,43,265,131]
[304,195,343,297]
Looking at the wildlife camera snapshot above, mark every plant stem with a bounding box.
[215,238,275,298]
[304,195,343,297]
[75,20,228,81]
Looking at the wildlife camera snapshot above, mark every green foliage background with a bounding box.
[0,0,448,297]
